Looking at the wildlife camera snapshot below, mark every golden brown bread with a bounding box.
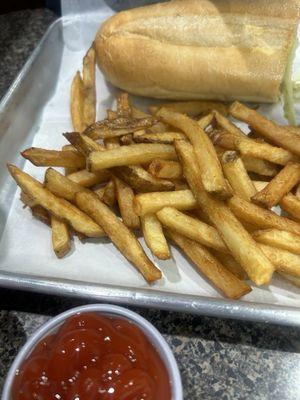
[95,0,298,102]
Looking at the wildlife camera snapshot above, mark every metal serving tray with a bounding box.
[0,14,300,327]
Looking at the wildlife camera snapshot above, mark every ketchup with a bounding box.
[12,312,172,400]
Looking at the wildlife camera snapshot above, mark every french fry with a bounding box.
[7,165,104,238]
[116,92,131,117]
[252,162,300,208]
[75,191,161,283]
[104,137,120,149]
[228,195,300,235]
[280,193,300,221]
[134,190,197,216]
[62,144,80,175]
[253,229,300,255]
[71,71,86,132]
[168,230,251,299]
[148,121,169,133]
[148,159,183,180]
[252,181,268,191]
[259,244,300,278]
[107,109,118,120]
[67,169,110,187]
[150,101,228,117]
[278,272,300,288]
[221,151,256,201]
[141,214,170,260]
[197,113,214,130]
[156,108,230,198]
[113,176,140,229]
[44,168,87,202]
[171,180,189,190]
[212,131,297,166]
[235,136,297,166]
[296,182,300,198]
[88,144,177,171]
[84,117,154,140]
[229,101,300,156]
[101,179,116,208]
[120,134,134,145]
[156,207,228,253]
[211,251,248,280]
[133,131,186,144]
[131,106,150,119]
[21,148,86,168]
[20,190,37,208]
[175,140,274,285]
[241,156,278,177]
[213,110,245,138]
[64,132,105,155]
[51,216,71,258]
[82,46,96,126]
[112,165,174,192]
[94,186,106,200]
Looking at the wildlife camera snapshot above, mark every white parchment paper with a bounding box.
[0,4,300,308]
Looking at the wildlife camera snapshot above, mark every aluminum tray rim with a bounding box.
[1,15,300,327]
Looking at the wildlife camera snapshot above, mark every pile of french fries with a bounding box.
[7,45,300,300]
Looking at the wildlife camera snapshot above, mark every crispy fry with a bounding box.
[228,195,300,235]
[113,176,140,229]
[21,147,86,168]
[62,144,80,175]
[197,113,214,130]
[67,169,110,187]
[150,101,228,117]
[64,132,105,155]
[213,131,297,166]
[221,151,256,201]
[175,140,274,285]
[82,46,96,126]
[168,230,251,299]
[236,136,297,166]
[148,121,169,133]
[94,186,106,200]
[75,191,161,283]
[44,168,87,202]
[278,272,300,288]
[259,244,300,278]
[88,144,177,171]
[211,251,248,280]
[120,134,134,145]
[156,207,228,253]
[252,162,300,208]
[141,214,170,260]
[101,179,116,208]
[253,229,300,255]
[172,180,189,190]
[84,117,154,140]
[157,108,230,198]
[134,190,197,216]
[107,109,118,120]
[71,71,86,132]
[131,106,150,119]
[104,137,120,149]
[280,193,300,221]
[112,165,174,192]
[7,165,104,237]
[230,101,300,156]
[148,159,183,180]
[51,215,71,258]
[296,183,300,198]
[213,110,245,137]
[241,156,278,177]
[116,92,131,117]
[133,131,186,144]
[20,190,37,208]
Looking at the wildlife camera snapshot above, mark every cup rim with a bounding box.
[2,303,182,400]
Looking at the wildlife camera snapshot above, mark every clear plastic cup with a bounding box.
[2,304,183,400]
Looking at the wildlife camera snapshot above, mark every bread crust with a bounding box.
[95,0,298,102]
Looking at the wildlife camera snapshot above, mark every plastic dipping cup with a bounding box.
[2,303,183,400]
